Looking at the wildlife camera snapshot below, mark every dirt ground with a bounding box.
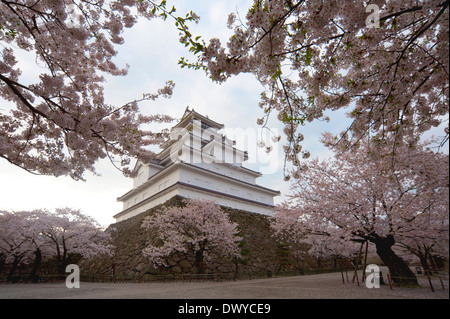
[0,268,448,299]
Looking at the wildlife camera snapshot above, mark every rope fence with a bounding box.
[340,267,448,293]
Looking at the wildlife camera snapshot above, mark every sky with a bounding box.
[2,1,444,227]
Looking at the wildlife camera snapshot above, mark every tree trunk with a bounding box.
[374,235,418,286]
[0,253,5,275]
[60,240,68,275]
[57,255,69,275]
[419,256,432,276]
[58,248,70,275]
[195,249,206,274]
[58,258,71,275]
[428,255,438,271]
[28,248,42,283]
[194,239,208,274]
[316,256,322,270]
[7,255,22,283]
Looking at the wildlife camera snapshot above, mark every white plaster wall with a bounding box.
[123,167,180,210]
[115,188,180,222]
[178,187,275,216]
[190,162,257,184]
[178,166,274,206]
[118,163,277,222]
[132,164,149,189]
[132,165,163,189]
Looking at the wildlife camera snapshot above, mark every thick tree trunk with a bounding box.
[195,249,206,274]
[418,254,432,276]
[374,235,418,286]
[58,248,70,275]
[7,255,21,283]
[194,239,208,274]
[57,261,66,275]
[316,257,322,270]
[28,248,42,283]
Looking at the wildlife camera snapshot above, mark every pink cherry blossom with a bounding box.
[184,0,449,170]
[0,0,176,180]
[271,139,449,286]
[0,207,113,277]
[142,199,241,274]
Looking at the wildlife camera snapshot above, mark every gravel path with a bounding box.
[1,269,448,299]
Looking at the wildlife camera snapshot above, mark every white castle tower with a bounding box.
[114,107,280,222]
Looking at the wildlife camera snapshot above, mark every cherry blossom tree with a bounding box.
[396,239,448,276]
[0,209,59,280]
[0,0,191,180]
[142,199,241,274]
[14,210,54,281]
[271,203,308,269]
[273,140,448,286]
[0,211,36,280]
[181,0,449,171]
[272,205,361,270]
[0,208,113,277]
[395,195,449,275]
[38,207,113,274]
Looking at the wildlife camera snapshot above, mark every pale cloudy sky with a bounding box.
[0,1,371,226]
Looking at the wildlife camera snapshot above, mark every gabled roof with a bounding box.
[130,158,165,176]
[175,106,224,130]
[159,106,224,152]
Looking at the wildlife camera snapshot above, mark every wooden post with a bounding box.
[427,275,435,293]
[352,242,364,283]
[439,277,445,290]
[341,272,345,284]
[362,241,369,282]
[387,273,393,290]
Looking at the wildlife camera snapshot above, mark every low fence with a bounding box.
[0,272,267,284]
[0,268,350,284]
[388,273,448,292]
[339,268,448,293]
[4,267,445,290]
[81,273,262,283]
[0,274,67,284]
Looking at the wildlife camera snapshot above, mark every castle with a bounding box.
[114,108,280,222]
